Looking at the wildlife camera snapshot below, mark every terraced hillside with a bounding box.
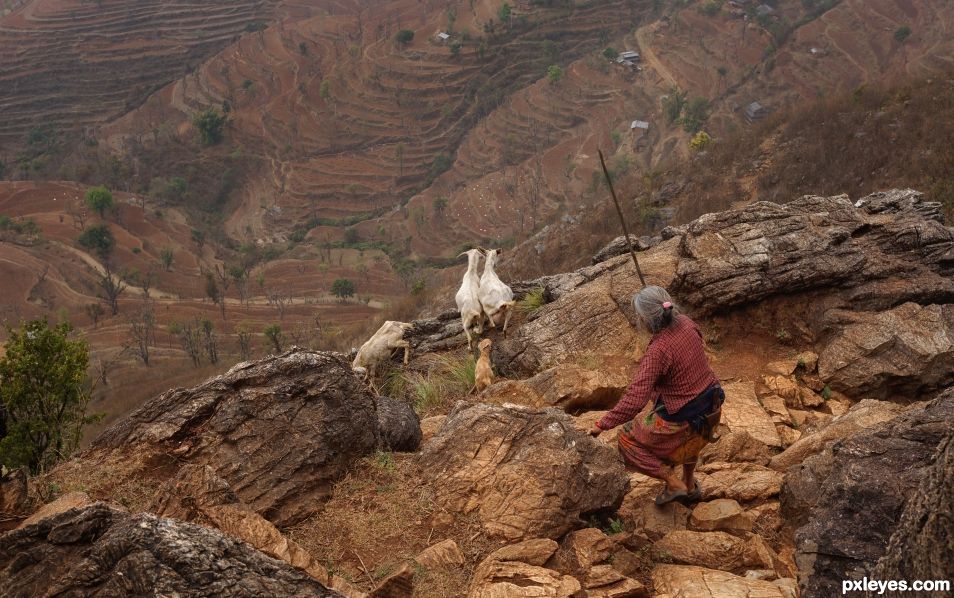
[99,0,654,245]
[0,0,285,148]
[0,180,393,438]
[635,0,954,133]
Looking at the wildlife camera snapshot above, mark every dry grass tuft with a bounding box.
[29,449,166,513]
[287,454,500,597]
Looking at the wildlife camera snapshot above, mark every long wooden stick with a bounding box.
[598,149,647,288]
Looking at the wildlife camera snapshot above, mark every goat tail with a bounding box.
[501,300,516,312]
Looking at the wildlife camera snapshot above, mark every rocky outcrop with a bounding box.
[0,468,28,523]
[376,396,422,452]
[18,492,92,529]
[873,429,954,592]
[480,359,633,412]
[652,564,789,598]
[405,190,952,371]
[817,302,954,400]
[149,465,331,584]
[769,400,906,472]
[418,402,628,541]
[492,275,643,378]
[782,388,954,597]
[654,530,769,571]
[468,539,581,598]
[92,350,381,527]
[0,503,339,597]
[700,431,773,466]
[689,499,755,534]
[697,462,783,502]
[671,190,954,314]
[591,234,658,264]
[720,381,783,448]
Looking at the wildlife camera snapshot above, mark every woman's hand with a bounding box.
[589,425,602,437]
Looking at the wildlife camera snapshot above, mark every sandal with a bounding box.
[654,488,689,507]
[685,480,702,503]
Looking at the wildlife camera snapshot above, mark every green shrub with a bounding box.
[85,185,114,218]
[894,25,911,43]
[396,29,415,45]
[192,108,228,145]
[518,287,547,312]
[0,320,96,473]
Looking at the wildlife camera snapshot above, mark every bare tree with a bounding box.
[127,309,156,365]
[93,350,126,389]
[201,318,218,364]
[236,325,253,360]
[85,303,105,328]
[99,263,127,316]
[266,288,293,321]
[170,320,202,368]
[138,265,158,300]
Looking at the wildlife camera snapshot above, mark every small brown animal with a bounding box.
[473,338,494,393]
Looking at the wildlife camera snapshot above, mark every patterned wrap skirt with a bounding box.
[617,390,723,478]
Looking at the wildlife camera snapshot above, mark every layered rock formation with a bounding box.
[91,350,413,527]
[418,402,628,541]
[0,503,339,597]
[408,189,953,378]
[783,388,954,596]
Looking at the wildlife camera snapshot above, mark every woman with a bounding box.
[590,285,724,506]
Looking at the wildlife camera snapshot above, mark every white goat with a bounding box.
[478,248,516,334]
[455,248,484,349]
[352,320,413,380]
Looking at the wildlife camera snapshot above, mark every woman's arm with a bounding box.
[595,347,670,430]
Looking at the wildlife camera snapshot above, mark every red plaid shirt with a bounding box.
[596,315,718,430]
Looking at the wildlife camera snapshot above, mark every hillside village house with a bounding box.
[436,32,450,43]
[744,101,769,122]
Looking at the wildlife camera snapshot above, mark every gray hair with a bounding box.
[633,286,679,333]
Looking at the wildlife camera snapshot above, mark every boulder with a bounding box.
[0,503,339,596]
[654,530,765,571]
[18,492,92,529]
[591,234,656,264]
[0,468,28,520]
[873,427,954,587]
[760,375,800,408]
[548,527,615,577]
[375,396,421,452]
[92,350,381,527]
[697,462,783,502]
[699,431,772,466]
[782,388,954,597]
[689,499,755,534]
[521,361,633,412]
[775,425,801,447]
[414,539,466,570]
[149,464,329,583]
[817,303,954,400]
[769,399,906,472]
[620,475,689,541]
[419,415,446,442]
[493,275,642,378]
[764,352,818,376]
[418,402,628,541]
[468,539,581,598]
[651,564,787,598]
[720,381,782,448]
[582,565,648,597]
[670,191,954,315]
